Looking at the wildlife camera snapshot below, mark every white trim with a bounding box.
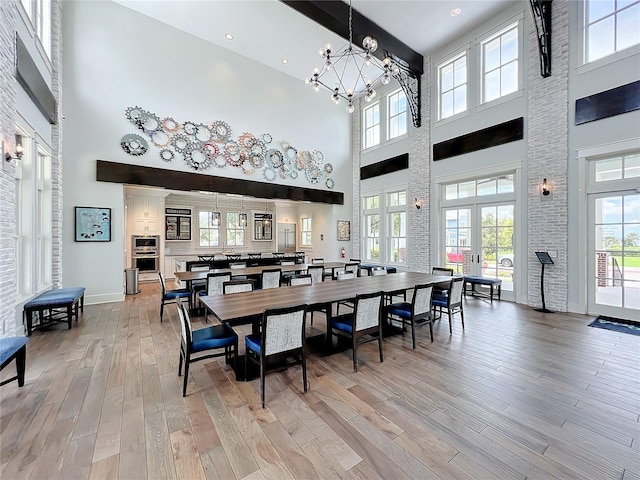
[576,138,640,159]
[87,292,126,305]
[433,160,522,185]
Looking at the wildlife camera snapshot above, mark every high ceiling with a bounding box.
[113,0,518,84]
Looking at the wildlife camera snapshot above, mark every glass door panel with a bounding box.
[480,204,514,292]
[444,208,472,274]
[589,193,640,316]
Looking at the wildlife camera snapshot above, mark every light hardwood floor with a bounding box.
[1,282,638,480]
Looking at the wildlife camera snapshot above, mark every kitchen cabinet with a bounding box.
[130,195,162,235]
[133,218,160,234]
[165,208,192,241]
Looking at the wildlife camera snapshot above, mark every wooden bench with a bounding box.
[0,337,28,387]
[23,287,85,336]
[463,276,502,302]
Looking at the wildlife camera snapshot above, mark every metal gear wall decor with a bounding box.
[123,106,331,188]
[121,133,148,156]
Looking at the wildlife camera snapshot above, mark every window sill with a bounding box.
[576,45,640,76]
[434,110,470,128]
[477,89,523,113]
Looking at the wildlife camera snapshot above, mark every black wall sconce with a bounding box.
[414,197,422,209]
[542,178,551,196]
[3,140,23,162]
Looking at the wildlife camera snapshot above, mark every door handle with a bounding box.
[477,255,480,263]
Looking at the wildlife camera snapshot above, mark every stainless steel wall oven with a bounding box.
[132,235,160,273]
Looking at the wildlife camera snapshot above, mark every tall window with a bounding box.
[36,148,52,290]
[438,53,467,119]
[36,0,51,59]
[363,103,380,149]
[482,23,519,103]
[20,0,33,21]
[198,211,220,247]
[387,90,407,139]
[362,195,380,261]
[301,217,312,246]
[226,213,245,246]
[585,0,640,63]
[387,191,407,263]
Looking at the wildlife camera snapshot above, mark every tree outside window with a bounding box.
[226,212,245,246]
[199,211,220,247]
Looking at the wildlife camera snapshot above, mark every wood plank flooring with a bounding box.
[1,282,638,479]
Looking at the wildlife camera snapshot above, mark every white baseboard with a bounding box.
[567,302,586,314]
[85,292,125,305]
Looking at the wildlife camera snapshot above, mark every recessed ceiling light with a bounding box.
[451,8,461,17]
[281,59,288,64]
[225,33,233,40]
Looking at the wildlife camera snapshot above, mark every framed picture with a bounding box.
[337,220,350,241]
[75,206,112,242]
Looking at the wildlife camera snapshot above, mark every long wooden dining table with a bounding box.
[175,261,346,289]
[199,272,453,332]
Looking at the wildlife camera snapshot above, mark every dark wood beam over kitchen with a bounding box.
[96,160,344,205]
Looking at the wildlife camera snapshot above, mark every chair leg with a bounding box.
[378,324,384,362]
[428,319,434,342]
[352,337,358,372]
[260,361,266,409]
[178,349,183,376]
[244,351,248,382]
[182,357,190,397]
[160,302,164,322]
[460,307,465,330]
[448,308,453,334]
[310,311,314,326]
[411,318,416,349]
[302,351,308,393]
[16,346,26,387]
[233,341,238,381]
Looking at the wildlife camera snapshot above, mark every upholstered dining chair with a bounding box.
[328,291,384,372]
[289,274,312,286]
[188,263,210,304]
[432,276,464,334]
[177,299,238,396]
[159,272,191,322]
[279,261,295,285]
[244,304,308,408]
[229,262,248,280]
[226,254,242,262]
[432,266,454,297]
[223,279,254,294]
[335,271,357,314]
[198,272,231,322]
[344,262,360,278]
[307,265,324,284]
[261,268,282,289]
[370,266,388,276]
[385,283,434,349]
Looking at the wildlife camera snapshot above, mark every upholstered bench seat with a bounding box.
[0,337,28,387]
[23,287,85,336]
[359,264,398,275]
[463,276,501,302]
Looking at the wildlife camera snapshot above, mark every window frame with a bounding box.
[583,0,640,65]
[387,88,408,140]
[479,20,521,105]
[437,51,468,120]
[362,193,381,262]
[386,190,408,264]
[198,209,220,247]
[362,101,381,150]
[226,212,245,247]
[300,217,312,247]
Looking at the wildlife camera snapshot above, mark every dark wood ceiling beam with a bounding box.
[281,0,424,75]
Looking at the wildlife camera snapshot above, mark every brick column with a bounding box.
[51,0,64,287]
[526,1,569,310]
[351,101,362,259]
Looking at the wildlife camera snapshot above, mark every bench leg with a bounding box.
[26,310,33,337]
[67,305,73,329]
[489,284,494,303]
[16,346,26,387]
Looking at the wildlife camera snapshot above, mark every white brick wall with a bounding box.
[51,0,63,288]
[0,1,18,335]
[526,1,570,311]
[408,59,431,273]
[351,102,362,258]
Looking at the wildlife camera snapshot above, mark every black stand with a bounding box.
[534,263,554,313]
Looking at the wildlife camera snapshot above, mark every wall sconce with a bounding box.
[414,197,422,210]
[4,141,23,162]
[542,178,551,196]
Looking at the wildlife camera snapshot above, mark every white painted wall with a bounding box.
[61,0,352,303]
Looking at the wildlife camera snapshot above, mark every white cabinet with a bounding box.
[130,196,162,235]
[164,256,176,280]
[133,218,160,234]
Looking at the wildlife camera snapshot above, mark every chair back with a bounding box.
[294,252,306,262]
[262,304,307,356]
[272,252,285,259]
[307,265,324,284]
[349,258,362,264]
[432,266,454,276]
[206,272,231,295]
[177,298,192,345]
[280,260,295,266]
[449,277,464,306]
[336,271,356,281]
[311,257,324,264]
[370,266,387,276]
[412,284,434,317]
[226,254,241,261]
[289,274,312,286]
[354,292,383,332]
[262,268,282,289]
[223,280,254,294]
[188,262,211,272]
[345,262,359,276]
[158,272,168,296]
[248,253,262,259]
[229,262,247,269]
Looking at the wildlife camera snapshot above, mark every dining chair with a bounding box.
[289,274,312,286]
[370,266,387,276]
[335,271,356,314]
[272,252,285,260]
[229,262,248,280]
[432,276,464,334]
[159,272,191,322]
[385,283,434,349]
[226,254,242,261]
[177,299,238,396]
[261,268,282,289]
[311,257,324,264]
[328,291,384,372]
[198,272,231,322]
[307,265,324,284]
[432,266,454,297]
[344,262,360,277]
[223,279,254,294]
[244,303,308,408]
[188,263,210,303]
[279,260,295,285]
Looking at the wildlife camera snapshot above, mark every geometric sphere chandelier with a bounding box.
[306,0,399,113]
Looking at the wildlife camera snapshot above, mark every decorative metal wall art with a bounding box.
[122,106,334,189]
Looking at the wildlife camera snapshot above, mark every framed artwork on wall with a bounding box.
[75,206,112,242]
[337,220,350,241]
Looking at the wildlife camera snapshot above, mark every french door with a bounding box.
[587,190,640,319]
[443,202,515,299]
